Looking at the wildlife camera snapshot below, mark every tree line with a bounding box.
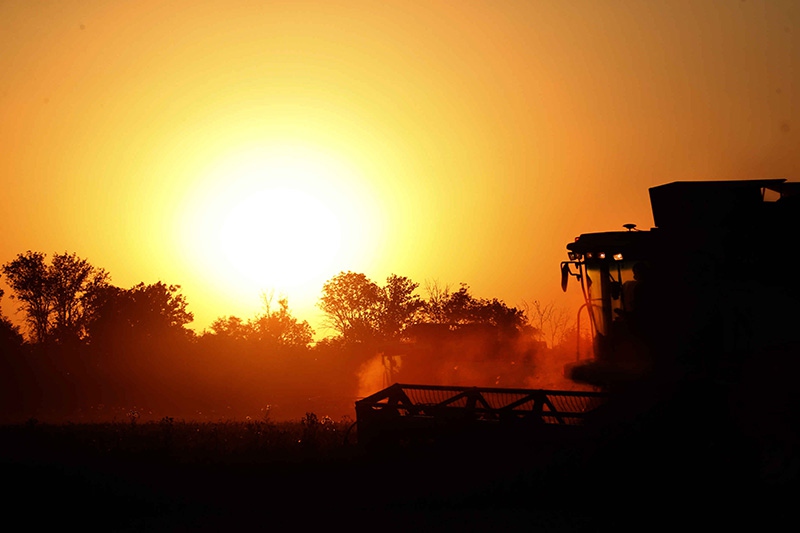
[1,251,575,350]
[0,251,582,422]
[1,251,193,350]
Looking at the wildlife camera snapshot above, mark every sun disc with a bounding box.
[218,187,341,290]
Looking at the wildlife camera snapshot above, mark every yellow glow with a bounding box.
[176,143,384,313]
[1,1,798,336]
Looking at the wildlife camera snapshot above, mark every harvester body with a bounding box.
[564,180,800,390]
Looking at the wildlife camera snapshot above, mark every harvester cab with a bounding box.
[560,225,655,386]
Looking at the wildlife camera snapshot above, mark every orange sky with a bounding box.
[1,0,798,338]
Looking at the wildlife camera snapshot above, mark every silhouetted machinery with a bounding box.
[356,180,800,479]
[562,180,800,388]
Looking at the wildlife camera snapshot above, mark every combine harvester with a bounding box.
[356,180,800,479]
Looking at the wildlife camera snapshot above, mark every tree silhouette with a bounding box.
[1,251,50,342]
[1,251,109,343]
[318,271,429,343]
[127,282,193,337]
[422,282,527,332]
[207,315,249,342]
[523,299,573,348]
[318,271,382,343]
[49,252,110,341]
[86,281,194,350]
[206,296,314,349]
[249,297,314,348]
[319,273,528,347]
[379,274,424,340]
[422,279,451,324]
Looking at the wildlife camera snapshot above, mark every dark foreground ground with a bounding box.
[1,418,795,532]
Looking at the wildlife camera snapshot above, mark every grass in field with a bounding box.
[0,413,359,465]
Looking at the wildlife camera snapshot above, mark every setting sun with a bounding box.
[175,143,383,317]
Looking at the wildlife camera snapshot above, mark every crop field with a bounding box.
[1,416,789,532]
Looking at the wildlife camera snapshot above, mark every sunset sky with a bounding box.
[2,0,798,338]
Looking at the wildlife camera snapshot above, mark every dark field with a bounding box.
[2,416,794,532]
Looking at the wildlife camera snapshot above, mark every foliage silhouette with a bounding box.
[86,281,194,352]
[421,281,528,331]
[318,271,383,343]
[2,251,109,343]
[379,274,425,340]
[319,272,530,344]
[523,299,573,348]
[205,295,313,348]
